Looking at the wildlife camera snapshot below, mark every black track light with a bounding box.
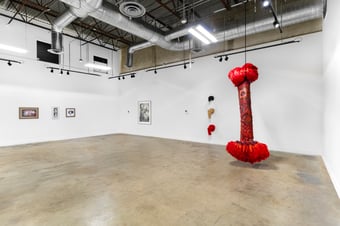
[118,77,121,80]
[219,57,223,62]
[262,0,270,7]
[184,63,187,69]
[224,56,229,61]
[60,70,63,75]
[273,21,280,28]
[131,74,135,78]
[67,71,70,75]
[7,61,12,66]
[154,70,157,74]
[122,76,125,80]
[50,68,54,73]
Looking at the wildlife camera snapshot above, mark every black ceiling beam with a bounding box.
[28,0,52,22]
[8,0,132,46]
[177,0,201,19]
[0,12,117,51]
[220,0,232,10]
[145,11,173,30]
[7,0,27,23]
[155,0,181,19]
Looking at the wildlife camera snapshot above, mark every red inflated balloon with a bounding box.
[228,67,245,86]
[242,63,258,83]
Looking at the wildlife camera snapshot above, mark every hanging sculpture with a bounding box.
[226,63,270,163]
[208,124,216,136]
[208,108,215,119]
[207,95,216,136]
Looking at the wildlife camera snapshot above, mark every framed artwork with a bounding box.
[66,108,76,117]
[19,107,39,119]
[138,100,151,125]
[52,107,59,120]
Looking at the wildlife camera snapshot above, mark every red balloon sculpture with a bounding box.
[226,63,270,163]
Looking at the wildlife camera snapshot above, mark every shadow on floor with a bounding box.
[229,154,285,170]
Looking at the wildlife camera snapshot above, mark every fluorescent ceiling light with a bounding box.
[188,28,210,45]
[0,44,28,54]
[84,63,111,71]
[214,8,226,14]
[196,25,217,43]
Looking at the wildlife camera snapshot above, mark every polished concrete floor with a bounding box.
[0,134,339,226]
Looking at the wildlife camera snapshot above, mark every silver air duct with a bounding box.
[124,3,323,67]
[49,0,103,54]
[56,0,323,67]
[90,7,191,52]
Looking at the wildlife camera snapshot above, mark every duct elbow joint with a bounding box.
[127,50,134,68]
[48,30,64,54]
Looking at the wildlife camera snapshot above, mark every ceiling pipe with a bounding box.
[125,3,322,67]
[56,0,323,67]
[89,6,192,51]
[49,0,102,54]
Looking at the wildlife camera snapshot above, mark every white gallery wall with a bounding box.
[118,32,323,156]
[0,15,324,156]
[0,16,120,146]
[0,5,338,197]
[323,0,340,197]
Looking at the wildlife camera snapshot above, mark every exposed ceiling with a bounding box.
[0,0,325,52]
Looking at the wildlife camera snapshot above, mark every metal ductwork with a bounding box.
[53,0,323,67]
[49,0,103,54]
[215,4,323,41]
[89,6,192,51]
[119,0,146,19]
[123,2,323,67]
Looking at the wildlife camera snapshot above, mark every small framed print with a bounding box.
[66,108,76,118]
[19,107,39,119]
[138,100,151,125]
[52,107,59,120]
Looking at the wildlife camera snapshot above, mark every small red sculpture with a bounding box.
[208,124,216,136]
[226,63,270,163]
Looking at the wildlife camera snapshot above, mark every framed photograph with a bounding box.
[52,107,59,120]
[138,100,151,125]
[19,107,39,119]
[66,108,76,118]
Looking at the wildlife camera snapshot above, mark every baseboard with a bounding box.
[322,156,340,199]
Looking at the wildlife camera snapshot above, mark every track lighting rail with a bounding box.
[46,66,101,77]
[214,39,300,61]
[145,61,194,74]
[0,57,22,66]
[108,73,136,80]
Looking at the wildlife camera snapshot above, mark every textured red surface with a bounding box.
[226,141,269,163]
[207,124,215,135]
[228,63,259,86]
[226,63,269,163]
